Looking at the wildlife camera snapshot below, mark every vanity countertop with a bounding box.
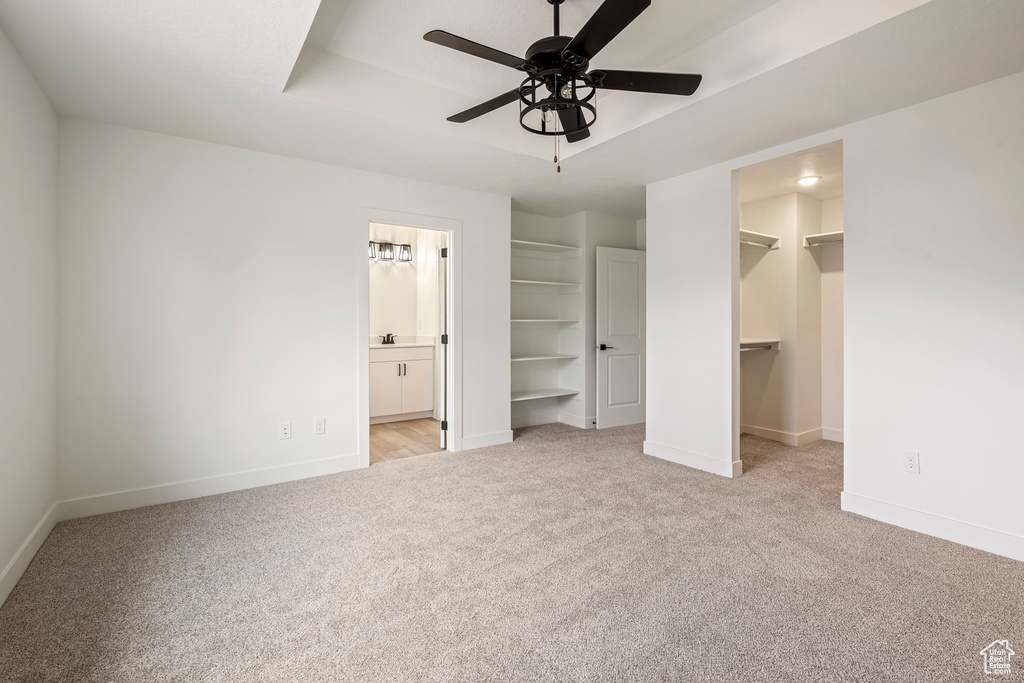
[370,342,435,349]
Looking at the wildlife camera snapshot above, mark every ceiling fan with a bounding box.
[424,0,702,144]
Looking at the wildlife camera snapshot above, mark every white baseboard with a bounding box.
[461,430,513,450]
[511,413,595,430]
[58,453,361,521]
[741,424,822,447]
[841,492,1024,563]
[511,412,558,429]
[1,504,58,608]
[558,413,594,429]
[643,440,742,478]
[822,427,844,442]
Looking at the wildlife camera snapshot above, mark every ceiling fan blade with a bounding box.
[563,0,651,63]
[557,108,591,143]
[424,30,526,70]
[447,89,521,124]
[590,70,702,96]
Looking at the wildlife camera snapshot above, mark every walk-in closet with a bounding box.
[737,142,844,447]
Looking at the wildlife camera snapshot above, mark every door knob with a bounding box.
[598,343,614,350]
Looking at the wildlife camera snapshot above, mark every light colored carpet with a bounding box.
[1,424,1021,682]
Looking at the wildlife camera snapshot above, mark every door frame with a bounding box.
[357,207,462,468]
[595,246,647,428]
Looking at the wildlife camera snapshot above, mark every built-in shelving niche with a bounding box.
[510,238,583,426]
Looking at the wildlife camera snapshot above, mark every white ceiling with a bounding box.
[318,0,780,99]
[0,0,1022,218]
[739,143,843,204]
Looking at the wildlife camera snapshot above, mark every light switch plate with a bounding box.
[279,421,291,440]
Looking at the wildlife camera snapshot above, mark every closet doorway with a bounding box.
[734,142,844,465]
[367,222,451,464]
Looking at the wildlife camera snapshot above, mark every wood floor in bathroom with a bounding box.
[369,418,444,465]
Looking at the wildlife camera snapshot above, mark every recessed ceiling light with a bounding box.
[797,176,821,186]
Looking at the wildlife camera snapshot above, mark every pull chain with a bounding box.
[554,110,561,173]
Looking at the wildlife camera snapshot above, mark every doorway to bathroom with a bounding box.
[367,222,450,464]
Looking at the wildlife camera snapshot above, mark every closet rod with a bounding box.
[740,345,775,352]
[739,240,772,249]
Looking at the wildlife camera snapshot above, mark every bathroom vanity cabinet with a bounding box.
[369,344,434,421]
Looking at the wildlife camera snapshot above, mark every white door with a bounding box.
[401,359,434,413]
[596,247,646,428]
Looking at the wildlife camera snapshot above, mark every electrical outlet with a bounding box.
[903,451,920,474]
[279,421,291,440]
[314,417,326,435]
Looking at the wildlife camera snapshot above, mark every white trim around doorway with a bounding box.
[357,207,463,468]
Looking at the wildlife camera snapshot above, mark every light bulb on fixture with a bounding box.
[797,176,821,186]
[398,244,413,262]
[369,241,377,259]
[378,242,395,261]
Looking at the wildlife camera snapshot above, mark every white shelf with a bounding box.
[511,279,579,288]
[510,388,580,402]
[510,227,583,419]
[804,231,844,247]
[739,229,780,250]
[511,239,581,255]
[740,339,781,351]
[511,319,580,324]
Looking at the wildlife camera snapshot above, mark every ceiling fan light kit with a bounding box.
[424,0,702,169]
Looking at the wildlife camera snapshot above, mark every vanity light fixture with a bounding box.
[398,244,413,262]
[378,242,395,261]
[796,175,821,186]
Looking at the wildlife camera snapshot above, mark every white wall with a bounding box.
[369,241,418,341]
[368,223,432,341]
[56,119,511,514]
[414,228,444,341]
[646,166,741,477]
[793,193,823,440]
[636,219,646,251]
[647,71,1024,560]
[739,195,791,438]
[0,25,58,605]
[820,198,844,441]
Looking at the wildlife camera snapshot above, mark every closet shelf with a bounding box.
[740,339,780,352]
[511,354,579,362]
[511,279,580,288]
[804,231,844,247]
[511,319,580,324]
[511,388,580,402]
[511,239,581,255]
[739,229,780,250]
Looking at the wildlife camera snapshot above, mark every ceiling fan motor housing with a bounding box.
[519,36,596,137]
